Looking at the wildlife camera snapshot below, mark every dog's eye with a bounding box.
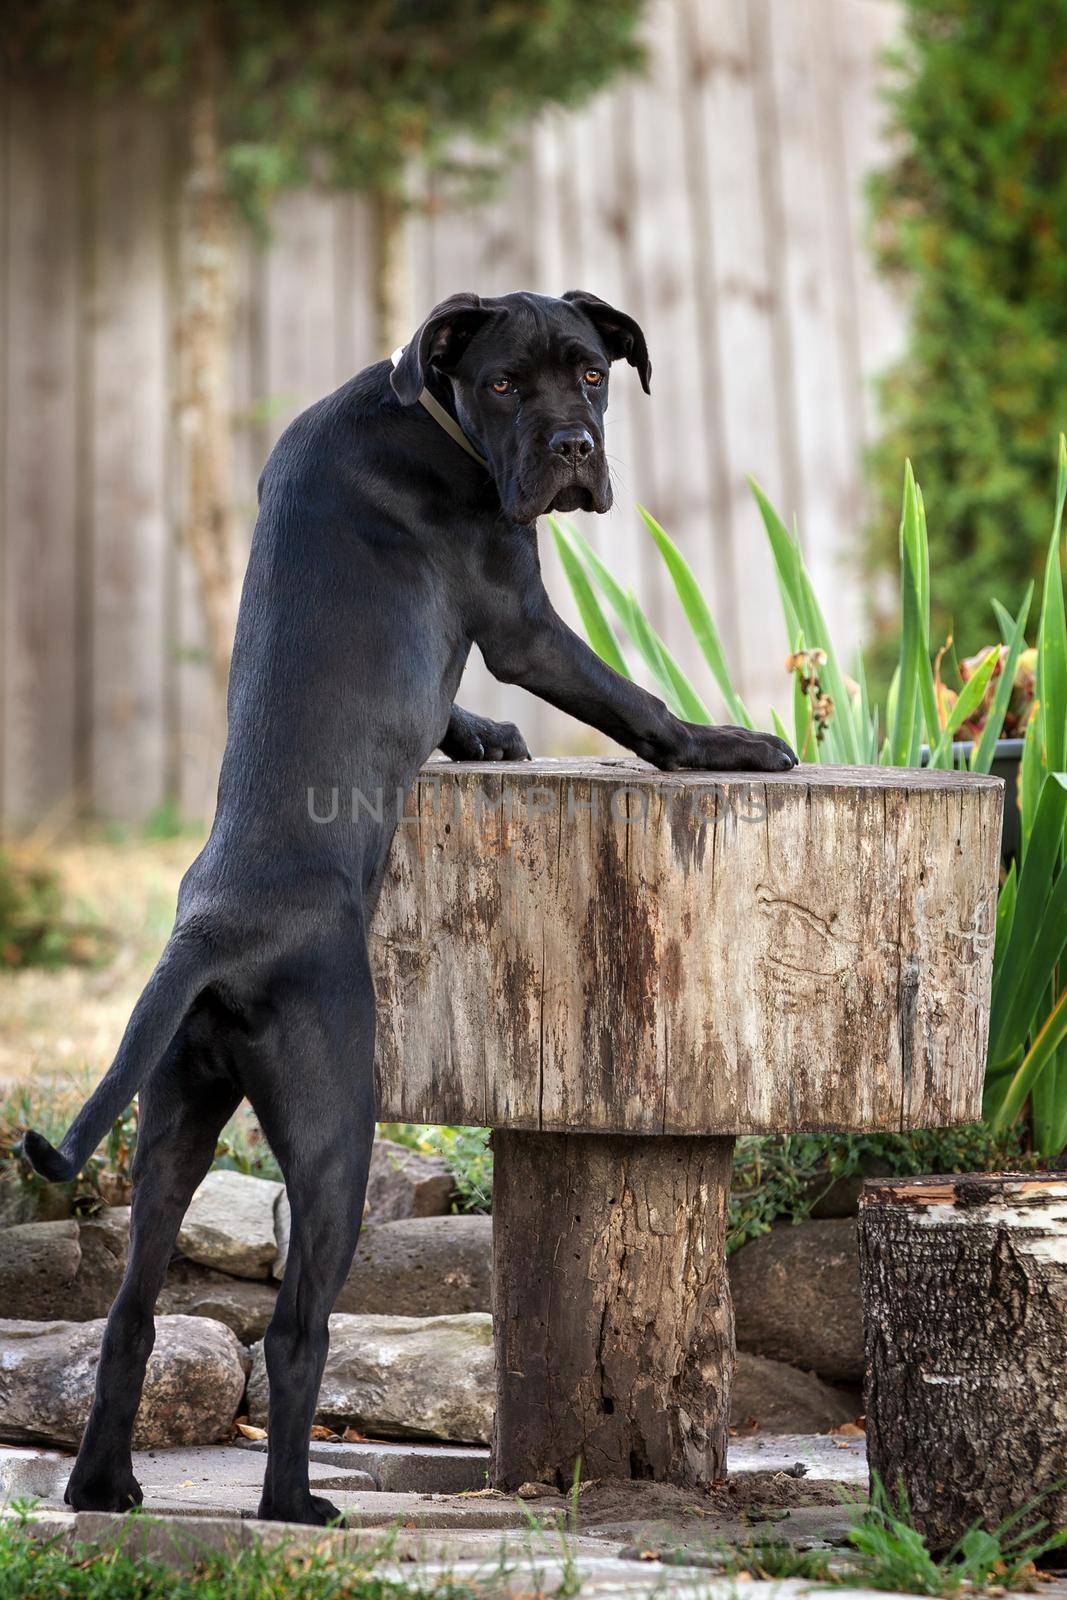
[490,377,514,395]
[583,368,605,387]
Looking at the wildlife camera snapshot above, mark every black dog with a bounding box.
[24,289,796,1525]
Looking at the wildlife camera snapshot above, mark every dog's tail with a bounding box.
[21,932,216,1183]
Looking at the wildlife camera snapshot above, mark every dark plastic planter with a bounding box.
[921,737,1023,864]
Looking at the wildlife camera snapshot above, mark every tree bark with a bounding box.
[370,188,411,359]
[490,1129,735,1490]
[859,1173,1067,1552]
[175,45,241,705]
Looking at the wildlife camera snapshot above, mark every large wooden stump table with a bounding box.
[371,759,1003,1490]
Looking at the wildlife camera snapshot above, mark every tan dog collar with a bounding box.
[391,348,489,470]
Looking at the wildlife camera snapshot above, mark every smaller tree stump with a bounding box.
[859,1174,1067,1551]
[491,1130,734,1489]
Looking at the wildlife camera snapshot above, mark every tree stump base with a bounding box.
[490,1130,734,1490]
[859,1173,1067,1551]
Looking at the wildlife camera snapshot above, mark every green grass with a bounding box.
[846,1476,1067,1596]
[699,1478,1064,1595]
[0,1511,501,1600]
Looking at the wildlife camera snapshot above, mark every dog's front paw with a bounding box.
[664,724,798,773]
[440,709,531,762]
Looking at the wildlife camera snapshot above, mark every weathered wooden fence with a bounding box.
[0,0,904,829]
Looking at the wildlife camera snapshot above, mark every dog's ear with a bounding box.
[390,293,504,405]
[562,290,652,394]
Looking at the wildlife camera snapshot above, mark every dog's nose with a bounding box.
[548,426,596,465]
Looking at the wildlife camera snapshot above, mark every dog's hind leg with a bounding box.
[64,1013,241,1513]
[244,937,376,1526]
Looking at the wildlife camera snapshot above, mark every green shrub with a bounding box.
[1,1086,280,1222]
[727,1125,1030,1253]
[374,1122,1030,1244]
[554,443,1067,1160]
[865,0,1067,660]
[1,1094,485,1223]
[378,1122,492,1213]
[0,853,109,970]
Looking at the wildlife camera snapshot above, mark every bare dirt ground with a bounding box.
[0,834,199,1091]
[532,1472,858,1547]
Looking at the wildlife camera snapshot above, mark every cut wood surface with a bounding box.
[371,759,1003,1135]
[860,1173,1067,1551]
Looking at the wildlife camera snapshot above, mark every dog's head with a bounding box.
[390,290,650,525]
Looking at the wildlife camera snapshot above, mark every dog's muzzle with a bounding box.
[511,430,611,522]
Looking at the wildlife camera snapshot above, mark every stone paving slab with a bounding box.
[0,1443,376,1507]
[137,1443,376,1495]
[1,1436,867,1544]
[2,1504,586,1565]
[0,1446,70,1500]
[373,1561,874,1600]
[1,1433,869,1504]
[237,1431,869,1491]
[237,1435,491,1493]
[728,1432,868,1482]
[0,1449,558,1530]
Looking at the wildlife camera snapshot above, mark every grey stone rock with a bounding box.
[73,1206,131,1314]
[0,1181,76,1229]
[272,1143,458,1281]
[0,1209,285,1333]
[730,1352,861,1434]
[271,1189,289,1279]
[0,1314,249,1450]
[157,1259,278,1344]
[247,1312,494,1444]
[365,1138,455,1224]
[74,1509,247,1562]
[177,1171,283,1280]
[272,1140,456,1281]
[0,1208,129,1322]
[334,1216,491,1316]
[807,1174,866,1219]
[729,1216,863,1382]
[0,1218,82,1320]
[362,1441,488,1493]
[727,1430,868,1482]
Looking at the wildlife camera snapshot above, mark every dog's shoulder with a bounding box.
[257,361,398,506]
